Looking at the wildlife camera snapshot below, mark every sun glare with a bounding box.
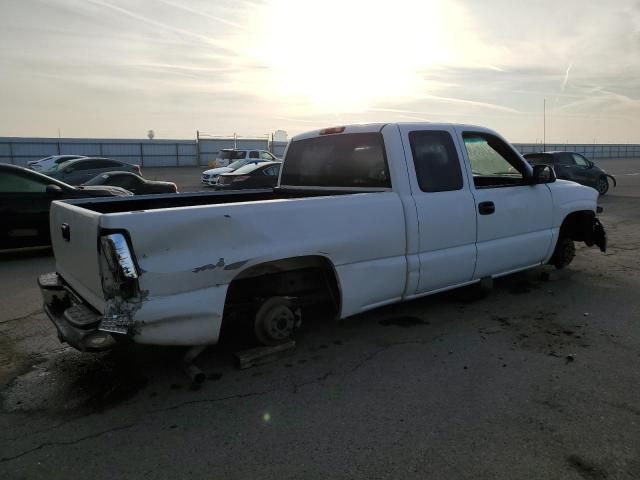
[244,0,460,113]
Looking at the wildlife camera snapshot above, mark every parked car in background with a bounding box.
[0,164,132,250]
[214,161,281,190]
[523,151,616,195]
[44,157,141,185]
[27,155,86,172]
[83,171,178,194]
[201,158,270,186]
[212,149,278,168]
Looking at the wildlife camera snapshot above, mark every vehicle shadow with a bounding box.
[0,247,53,261]
[0,266,557,417]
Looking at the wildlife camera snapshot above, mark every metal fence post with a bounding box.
[176,142,179,167]
[8,142,14,165]
[140,143,144,167]
[196,131,200,166]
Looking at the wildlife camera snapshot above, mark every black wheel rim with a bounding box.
[597,178,608,194]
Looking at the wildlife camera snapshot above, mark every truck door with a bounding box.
[457,129,553,278]
[399,126,477,293]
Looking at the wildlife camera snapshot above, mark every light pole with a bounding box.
[543,98,546,151]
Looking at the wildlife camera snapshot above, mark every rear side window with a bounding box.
[95,160,122,169]
[281,133,390,188]
[409,131,462,192]
[249,151,259,159]
[74,160,102,170]
[110,174,138,188]
[220,150,246,160]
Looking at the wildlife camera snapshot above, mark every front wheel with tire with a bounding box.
[254,297,301,346]
[595,176,609,195]
[550,237,576,269]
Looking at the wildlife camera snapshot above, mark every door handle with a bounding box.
[478,201,495,215]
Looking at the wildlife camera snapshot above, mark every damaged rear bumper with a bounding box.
[38,272,122,352]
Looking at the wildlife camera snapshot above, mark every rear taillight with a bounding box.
[172,183,178,193]
[100,233,138,282]
[232,175,250,182]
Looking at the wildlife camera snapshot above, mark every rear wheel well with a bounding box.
[223,255,341,325]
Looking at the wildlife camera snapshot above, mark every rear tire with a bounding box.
[595,176,609,195]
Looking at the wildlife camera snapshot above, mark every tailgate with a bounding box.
[50,201,105,311]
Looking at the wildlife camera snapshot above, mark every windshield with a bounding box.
[42,160,72,173]
[219,150,246,160]
[227,159,249,170]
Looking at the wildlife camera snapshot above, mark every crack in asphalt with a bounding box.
[0,309,43,325]
[155,386,283,414]
[1,336,442,453]
[0,423,135,463]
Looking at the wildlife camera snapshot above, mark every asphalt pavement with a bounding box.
[1,158,639,479]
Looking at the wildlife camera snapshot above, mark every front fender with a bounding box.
[547,180,599,227]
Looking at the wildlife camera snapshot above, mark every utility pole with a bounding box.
[543,98,546,151]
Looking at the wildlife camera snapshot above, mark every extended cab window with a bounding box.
[281,133,390,188]
[463,133,526,188]
[409,130,463,192]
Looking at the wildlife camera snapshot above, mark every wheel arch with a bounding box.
[224,254,343,317]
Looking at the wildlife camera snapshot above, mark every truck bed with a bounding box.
[63,188,358,214]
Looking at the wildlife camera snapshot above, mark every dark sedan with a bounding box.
[523,151,616,195]
[214,161,281,190]
[0,164,131,250]
[44,157,141,185]
[83,171,178,194]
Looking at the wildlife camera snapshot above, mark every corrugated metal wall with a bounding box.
[0,138,198,167]
[513,143,640,158]
[2,136,637,167]
[0,136,288,167]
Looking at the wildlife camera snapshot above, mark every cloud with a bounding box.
[85,0,235,52]
[156,0,245,28]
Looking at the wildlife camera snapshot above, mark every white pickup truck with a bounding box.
[39,123,606,352]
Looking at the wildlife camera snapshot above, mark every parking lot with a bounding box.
[1,158,640,479]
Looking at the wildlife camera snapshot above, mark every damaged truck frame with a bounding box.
[39,123,606,353]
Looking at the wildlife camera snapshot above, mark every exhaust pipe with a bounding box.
[182,345,207,384]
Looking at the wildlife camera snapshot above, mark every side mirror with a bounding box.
[588,160,594,168]
[46,184,64,195]
[529,164,556,184]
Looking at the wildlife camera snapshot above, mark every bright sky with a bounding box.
[1,0,639,142]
